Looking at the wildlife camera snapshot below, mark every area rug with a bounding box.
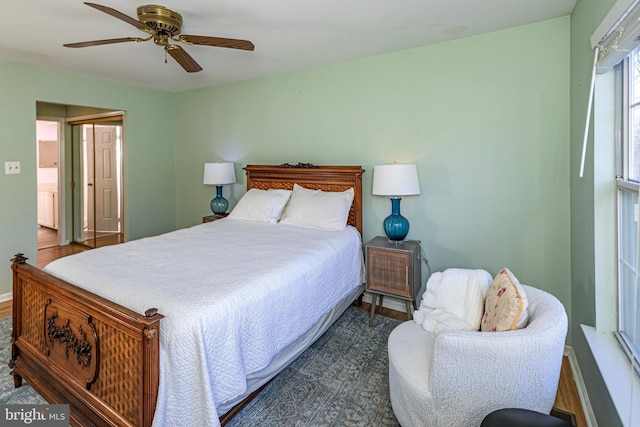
[0,319,46,405]
[0,306,402,426]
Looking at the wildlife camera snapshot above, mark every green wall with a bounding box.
[570,0,623,425]
[0,61,177,294]
[175,17,571,324]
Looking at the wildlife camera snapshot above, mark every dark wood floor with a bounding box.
[1,244,587,426]
[36,243,88,268]
[37,226,58,248]
[38,227,124,251]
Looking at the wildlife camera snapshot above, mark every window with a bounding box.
[616,46,640,369]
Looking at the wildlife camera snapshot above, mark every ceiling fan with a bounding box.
[64,2,255,73]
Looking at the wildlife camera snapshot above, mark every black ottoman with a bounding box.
[481,408,573,427]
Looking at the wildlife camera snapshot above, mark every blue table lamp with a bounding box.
[203,162,236,216]
[372,163,420,242]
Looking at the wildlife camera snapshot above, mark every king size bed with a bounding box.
[10,164,365,427]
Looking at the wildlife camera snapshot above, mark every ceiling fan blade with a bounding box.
[165,45,203,73]
[64,37,147,48]
[179,35,255,51]
[84,2,148,31]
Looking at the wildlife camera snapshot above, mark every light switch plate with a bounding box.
[5,161,21,175]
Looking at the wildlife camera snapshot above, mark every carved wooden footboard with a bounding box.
[10,254,163,427]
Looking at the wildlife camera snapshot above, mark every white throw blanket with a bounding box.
[413,268,492,333]
[44,219,363,427]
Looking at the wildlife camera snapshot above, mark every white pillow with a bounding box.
[481,268,529,332]
[279,184,354,231]
[227,188,291,223]
[413,268,493,333]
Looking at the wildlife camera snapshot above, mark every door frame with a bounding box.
[36,116,67,246]
[67,111,125,247]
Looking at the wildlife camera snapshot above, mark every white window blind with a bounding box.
[592,0,640,73]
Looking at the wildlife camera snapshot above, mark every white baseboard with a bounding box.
[0,292,12,303]
[565,345,598,427]
[361,291,409,314]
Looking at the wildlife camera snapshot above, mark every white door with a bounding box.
[85,125,120,233]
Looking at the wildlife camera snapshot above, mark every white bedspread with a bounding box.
[44,219,363,427]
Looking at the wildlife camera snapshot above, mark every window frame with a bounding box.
[615,50,640,372]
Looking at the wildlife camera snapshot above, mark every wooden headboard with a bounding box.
[244,164,365,235]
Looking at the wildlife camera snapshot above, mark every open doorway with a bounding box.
[36,103,126,251]
[70,116,124,248]
[36,119,62,249]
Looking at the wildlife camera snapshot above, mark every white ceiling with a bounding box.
[1,0,576,92]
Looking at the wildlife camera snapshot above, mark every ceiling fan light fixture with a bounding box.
[153,33,169,46]
[137,5,182,37]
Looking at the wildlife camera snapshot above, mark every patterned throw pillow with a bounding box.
[481,268,529,332]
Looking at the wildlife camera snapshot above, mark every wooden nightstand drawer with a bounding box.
[367,248,413,298]
[365,236,421,326]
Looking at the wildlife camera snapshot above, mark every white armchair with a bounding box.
[388,285,568,427]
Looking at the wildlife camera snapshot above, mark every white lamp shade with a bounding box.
[372,164,420,196]
[203,162,236,185]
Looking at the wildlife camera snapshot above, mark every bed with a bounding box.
[10,164,364,427]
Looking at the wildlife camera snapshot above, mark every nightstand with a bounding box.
[365,236,421,326]
[203,214,227,223]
